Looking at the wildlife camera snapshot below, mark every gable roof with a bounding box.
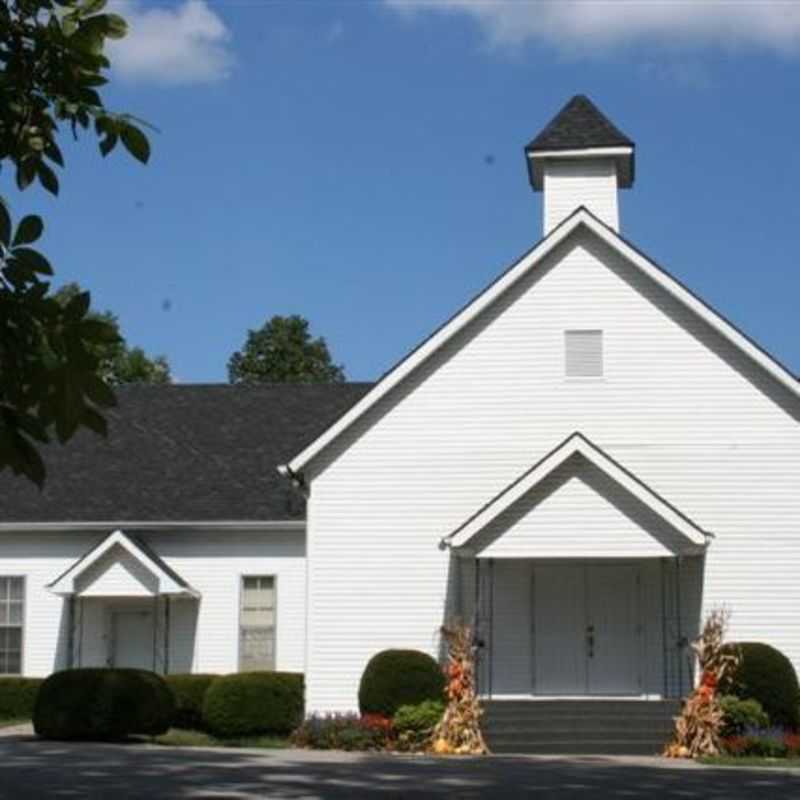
[443,432,709,554]
[526,95,634,153]
[0,383,371,523]
[285,207,799,476]
[47,529,198,596]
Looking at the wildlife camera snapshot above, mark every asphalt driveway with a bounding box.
[0,733,799,799]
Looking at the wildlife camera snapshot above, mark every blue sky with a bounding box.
[13,0,800,382]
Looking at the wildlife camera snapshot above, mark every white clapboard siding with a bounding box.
[76,546,158,597]
[544,160,619,233]
[477,463,682,559]
[0,528,305,677]
[304,226,800,712]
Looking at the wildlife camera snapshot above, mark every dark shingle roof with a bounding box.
[0,383,372,523]
[526,95,633,153]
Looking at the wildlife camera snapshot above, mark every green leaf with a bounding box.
[82,0,108,14]
[13,247,53,276]
[13,215,44,246]
[99,132,117,157]
[120,124,150,164]
[103,13,127,39]
[44,141,64,167]
[37,162,60,195]
[16,160,37,191]
[83,374,116,408]
[81,406,109,436]
[0,200,10,248]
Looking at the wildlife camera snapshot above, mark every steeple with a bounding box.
[525,95,634,234]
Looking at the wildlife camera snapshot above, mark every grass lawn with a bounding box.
[0,718,29,729]
[700,756,800,768]
[153,728,289,749]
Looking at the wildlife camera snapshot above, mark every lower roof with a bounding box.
[0,383,371,524]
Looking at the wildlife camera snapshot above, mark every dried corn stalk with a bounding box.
[430,620,489,755]
[664,607,740,758]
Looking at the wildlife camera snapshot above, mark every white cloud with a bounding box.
[385,1,800,56]
[109,0,234,85]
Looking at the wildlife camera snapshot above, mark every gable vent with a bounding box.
[565,330,603,377]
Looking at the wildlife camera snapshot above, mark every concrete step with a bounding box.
[481,700,677,755]
[487,739,668,756]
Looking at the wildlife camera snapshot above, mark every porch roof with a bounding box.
[443,432,711,557]
[47,530,199,598]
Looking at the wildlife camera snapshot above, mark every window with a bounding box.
[0,577,23,675]
[239,576,275,671]
[565,330,603,378]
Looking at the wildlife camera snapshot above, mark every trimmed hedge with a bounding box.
[33,668,174,741]
[202,672,304,737]
[0,678,42,719]
[721,642,800,730]
[165,674,219,730]
[358,650,446,717]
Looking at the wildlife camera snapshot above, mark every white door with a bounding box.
[533,564,641,695]
[533,565,586,694]
[586,565,641,695]
[111,608,154,670]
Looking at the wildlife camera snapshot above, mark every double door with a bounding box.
[533,563,641,695]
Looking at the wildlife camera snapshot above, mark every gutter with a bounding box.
[0,520,306,533]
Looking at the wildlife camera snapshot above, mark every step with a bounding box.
[486,739,668,756]
[484,728,672,743]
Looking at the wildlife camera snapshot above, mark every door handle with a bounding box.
[586,625,595,658]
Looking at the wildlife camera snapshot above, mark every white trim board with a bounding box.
[0,520,305,533]
[283,207,799,477]
[47,529,199,598]
[444,432,710,554]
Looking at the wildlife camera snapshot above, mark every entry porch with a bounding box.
[443,433,710,702]
[47,530,200,672]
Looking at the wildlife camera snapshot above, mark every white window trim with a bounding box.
[0,575,25,676]
[237,574,277,672]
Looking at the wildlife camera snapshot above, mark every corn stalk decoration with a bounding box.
[664,608,740,758]
[430,620,489,755]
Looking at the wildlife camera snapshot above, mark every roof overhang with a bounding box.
[47,529,200,598]
[525,145,635,190]
[442,432,711,557]
[0,520,305,533]
[282,207,800,479]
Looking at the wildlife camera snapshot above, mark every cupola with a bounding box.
[525,95,634,235]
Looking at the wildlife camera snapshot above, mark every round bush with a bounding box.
[721,642,800,730]
[202,672,304,737]
[33,668,174,741]
[165,674,219,730]
[358,650,446,717]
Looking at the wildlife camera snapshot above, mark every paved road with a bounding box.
[0,734,799,799]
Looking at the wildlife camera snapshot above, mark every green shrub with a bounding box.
[290,713,391,751]
[202,672,303,737]
[721,642,800,730]
[358,650,445,717]
[165,674,219,730]
[33,668,174,741]
[393,699,445,751]
[719,695,770,737]
[0,678,42,719]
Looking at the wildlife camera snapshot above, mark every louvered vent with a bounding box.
[565,330,603,377]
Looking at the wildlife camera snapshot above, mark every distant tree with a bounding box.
[228,315,345,384]
[53,283,171,385]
